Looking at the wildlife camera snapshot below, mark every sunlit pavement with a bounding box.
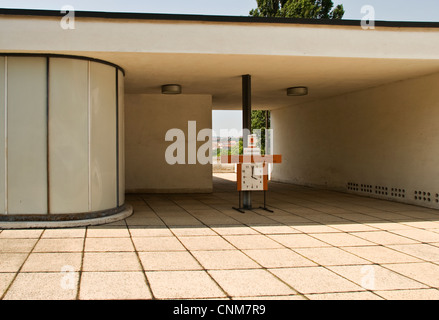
[1,173,439,300]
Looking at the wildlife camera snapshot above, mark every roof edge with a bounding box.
[1,8,439,28]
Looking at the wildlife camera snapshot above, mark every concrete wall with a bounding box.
[271,72,439,208]
[125,94,213,193]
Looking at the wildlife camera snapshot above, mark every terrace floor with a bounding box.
[1,173,439,300]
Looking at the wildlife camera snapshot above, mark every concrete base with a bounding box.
[0,205,133,229]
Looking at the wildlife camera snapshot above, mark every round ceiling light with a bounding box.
[287,86,308,96]
[162,84,182,94]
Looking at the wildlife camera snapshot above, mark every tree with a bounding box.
[250,0,344,19]
[231,138,243,156]
[251,110,270,155]
[249,0,288,17]
[251,110,269,130]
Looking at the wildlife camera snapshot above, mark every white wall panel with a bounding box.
[118,70,125,206]
[271,71,439,209]
[90,62,117,211]
[7,57,47,214]
[125,94,213,193]
[49,58,89,214]
[0,57,5,214]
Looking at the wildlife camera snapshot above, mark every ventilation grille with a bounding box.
[360,184,373,194]
[347,182,359,192]
[375,186,388,196]
[347,182,375,195]
[347,182,439,207]
[390,188,406,199]
[414,190,437,203]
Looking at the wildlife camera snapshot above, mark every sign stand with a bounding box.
[233,191,246,214]
[259,190,274,213]
[221,134,282,214]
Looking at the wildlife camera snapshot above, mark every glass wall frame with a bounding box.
[0,54,125,220]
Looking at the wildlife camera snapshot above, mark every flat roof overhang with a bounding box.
[1,9,439,110]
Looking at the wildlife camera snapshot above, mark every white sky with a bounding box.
[1,0,438,21]
[1,0,437,134]
[212,111,242,138]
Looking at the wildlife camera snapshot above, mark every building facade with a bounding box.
[1,9,439,227]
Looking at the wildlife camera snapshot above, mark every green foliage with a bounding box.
[249,0,288,17]
[250,0,344,19]
[215,138,243,156]
[251,110,268,131]
[231,138,244,155]
[251,110,270,155]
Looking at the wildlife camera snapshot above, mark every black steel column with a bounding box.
[242,74,252,209]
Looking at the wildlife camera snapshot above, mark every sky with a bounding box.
[212,111,243,138]
[1,0,437,134]
[1,0,439,21]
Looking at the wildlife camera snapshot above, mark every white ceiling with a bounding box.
[94,51,439,110]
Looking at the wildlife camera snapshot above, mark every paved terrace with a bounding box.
[1,173,439,300]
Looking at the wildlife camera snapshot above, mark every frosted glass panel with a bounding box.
[49,58,89,214]
[0,57,5,214]
[90,62,117,211]
[7,57,47,214]
[118,70,125,206]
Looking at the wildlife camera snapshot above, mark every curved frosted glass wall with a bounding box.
[0,54,126,221]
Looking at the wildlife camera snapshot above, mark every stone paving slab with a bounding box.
[1,173,439,300]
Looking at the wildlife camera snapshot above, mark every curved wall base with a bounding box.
[0,205,133,229]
